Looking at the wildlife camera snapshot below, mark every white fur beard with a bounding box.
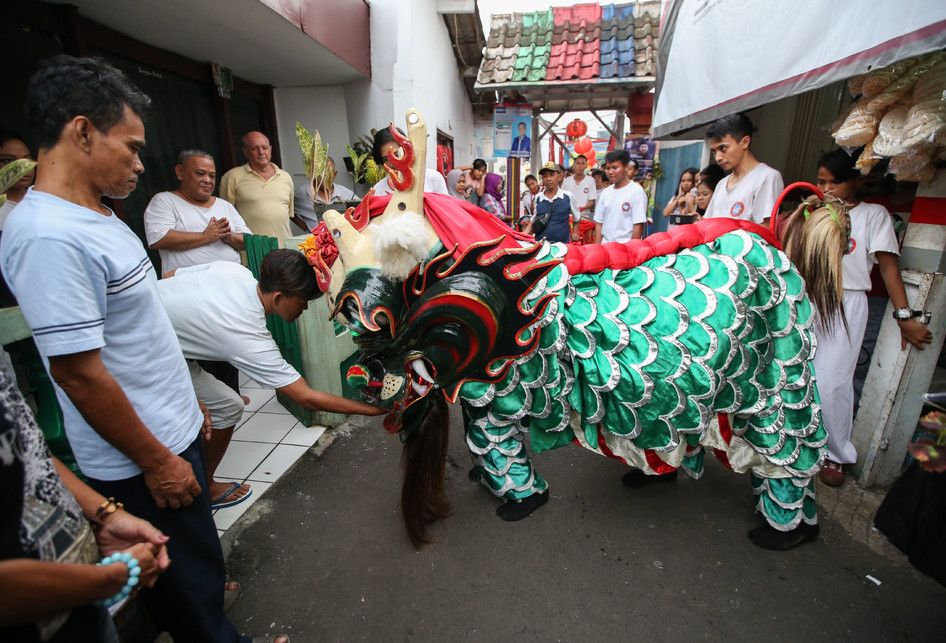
[371,211,429,280]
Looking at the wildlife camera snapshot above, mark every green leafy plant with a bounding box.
[0,158,36,206]
[346,129,386,185]
[296,122,329,196]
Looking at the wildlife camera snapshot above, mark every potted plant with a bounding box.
[343,129,387,198]
[295,123,361,223]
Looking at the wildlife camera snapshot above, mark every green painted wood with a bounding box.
[0,306,32,345]
[1,318,80,478]
[283,235,359,428]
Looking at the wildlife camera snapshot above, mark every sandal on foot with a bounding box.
[211,482,252,509]
[747,523,820,550]
[818,461,845,487]
[622,468,678,488]
[496,491,549,521]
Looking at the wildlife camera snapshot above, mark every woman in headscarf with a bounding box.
[446,168,471,201]
[480,172,508,221]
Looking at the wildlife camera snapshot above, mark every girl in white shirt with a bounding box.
[812,149,932,486]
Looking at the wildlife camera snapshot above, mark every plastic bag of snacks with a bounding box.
[899,61,946,148]
[912,60,946,103]
[889,146,936,183]
[848,74,865,97]
[872,106,910,157]
[833,97,880,147]
[901,101,946,148]
[860,58,921,97]
[855,139,882,174]
[856,54,946,131]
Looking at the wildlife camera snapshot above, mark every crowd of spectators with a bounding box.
[1,52,929,641]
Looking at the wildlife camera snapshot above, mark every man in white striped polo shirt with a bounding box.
[0,55,255,642]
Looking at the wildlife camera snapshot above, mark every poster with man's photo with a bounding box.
[494,105,533,159]
[625,136,655,180]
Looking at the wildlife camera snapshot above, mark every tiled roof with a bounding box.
[547,39,601,80]
[476,1,657,86]
[512,42,552,82]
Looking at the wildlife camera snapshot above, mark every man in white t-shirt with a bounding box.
[144,149,251,274]
[159,250,384,505]
[593,149,648,243]
[145,149,253,461]
[703,113,784,226]
[0,55,254,642]
[562,154,597,220]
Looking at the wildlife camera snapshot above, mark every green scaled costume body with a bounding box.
[458,227,824,532]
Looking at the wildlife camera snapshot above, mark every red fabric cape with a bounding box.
[345,193,780,275]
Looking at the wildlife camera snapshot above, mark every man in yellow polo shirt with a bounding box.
[219,131,294,239]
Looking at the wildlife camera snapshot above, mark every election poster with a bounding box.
[625,136,655,180]
[493,104,533,159]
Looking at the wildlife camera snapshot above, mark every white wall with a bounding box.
[276,0,476,182]
[273,85,354,189]
[343,0,397,153]
[398,0,475,166]
[344,0,475,168]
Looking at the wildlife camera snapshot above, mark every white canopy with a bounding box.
[653,0,946,138]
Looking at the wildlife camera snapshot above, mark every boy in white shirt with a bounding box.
[593,149,648,243]
[812,149,932,486]
[703,113,784,226]
[562,154,597,220]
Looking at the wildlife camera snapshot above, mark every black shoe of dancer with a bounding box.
[747,523,820,550]
[621,468,679,488]
[496,491,549,521]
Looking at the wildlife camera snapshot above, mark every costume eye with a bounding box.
[333,229,341,239]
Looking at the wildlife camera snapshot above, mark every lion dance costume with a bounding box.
[301,110,848,551]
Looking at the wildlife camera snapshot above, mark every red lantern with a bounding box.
[574,137,593,154]
[583,148,597,163]
[566,119,588,139]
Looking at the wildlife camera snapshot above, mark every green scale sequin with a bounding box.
[460,231,825,528]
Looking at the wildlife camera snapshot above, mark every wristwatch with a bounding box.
[892,307,921,321]
[93,497,124,526]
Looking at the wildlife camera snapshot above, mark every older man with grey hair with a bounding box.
[144,149,250,274]
[219,131,294,239]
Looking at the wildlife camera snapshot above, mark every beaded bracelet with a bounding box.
[96,552,141,607]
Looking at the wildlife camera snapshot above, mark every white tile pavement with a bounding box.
[212,373,327,534]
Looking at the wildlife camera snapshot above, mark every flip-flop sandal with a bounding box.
[211,482,252,509]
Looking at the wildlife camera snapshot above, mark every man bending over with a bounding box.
[158,249,383,500]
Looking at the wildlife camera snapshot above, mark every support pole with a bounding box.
[852,169,946,487]
[506,156,521,227]
[590,109,621,142]
[531,108,541,172]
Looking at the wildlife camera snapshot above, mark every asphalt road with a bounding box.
[224,413,946,642]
